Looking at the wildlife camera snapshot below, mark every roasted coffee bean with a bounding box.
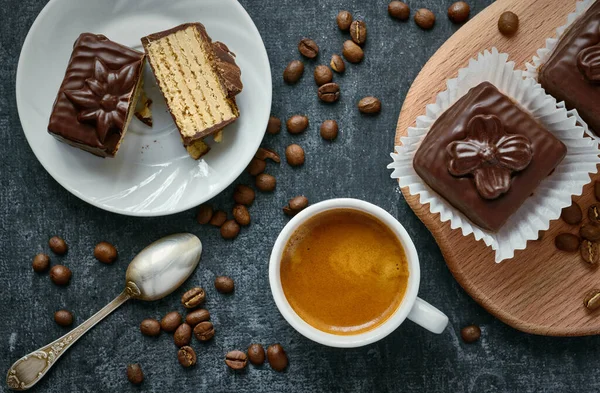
[225,350,248,370]
[448,2,470,23]
[215,276,235,293]
[221,220,241,240]
[581,240,600,265]
[587,292,600,309]
[233,185,255,206]
[287,115,309,134]
[54,310,73,327]
[288,196,309,211]
[94,241,117,264]
[388,1,410,20]
[285,144,305,167]
[193,321,215,341]
[330,54,345,73]
[283,60,304,84]
[49,236,68,255]
[178,346,197,367]
[584,290,600,310]
[196,205,214,224]
[282,206,294,216]
[318,83,341,103]
[32,253,50,273]
[555,233,580,251]
[233,204,251,226]
[181,287,206,309]
[266,116,281,135]
[460,325,481,343]
[256,173,277,192]
[248,344,266,365]
[314,65,333,86]
[267,344,288,372]
[595,181,600,201]
[283,196,309,217]
[186,309,210,326]
[498,11,519,36]
[209,210,227,227]
[255,147,281,163]
[247,158,267,176]
[581,224,600,242]
[561,201,582,225]
[49,265,72,286]
[415,8,436,29]
[140,318,161,337]
[337,10,353,30]
[589,204,600,224]
[350,20,367,45]
[342,40,364,63]
[298,38,319,59]
[358,96,382,114]
[174,323,193,347]
[127,364,144,385]
[160,311,182,332]
[320,120,339,141]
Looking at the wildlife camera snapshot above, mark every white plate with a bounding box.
[16,0,271,216]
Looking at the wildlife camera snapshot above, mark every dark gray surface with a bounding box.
[2,0,599,392]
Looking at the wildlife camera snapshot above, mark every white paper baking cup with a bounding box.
[388,48,600,263]
[524,0,594,83]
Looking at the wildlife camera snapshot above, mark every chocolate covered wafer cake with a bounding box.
[142,23,243,159]
[48,33,145,157]
[413,82,567,232]
[539,0,600,135]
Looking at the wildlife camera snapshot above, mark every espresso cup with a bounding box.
[269,198,448,348]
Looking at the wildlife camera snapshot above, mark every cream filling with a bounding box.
[114,70,144,154]
[147,37,200,133]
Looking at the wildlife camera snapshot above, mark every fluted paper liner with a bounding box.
[388,48,600,262]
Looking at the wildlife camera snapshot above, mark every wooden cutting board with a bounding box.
[395,0,600,336]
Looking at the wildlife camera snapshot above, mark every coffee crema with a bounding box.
[280,209,409,335]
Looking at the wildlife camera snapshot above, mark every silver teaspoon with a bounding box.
[6,233,202,391]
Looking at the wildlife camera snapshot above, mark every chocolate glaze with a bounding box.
[141,23,243,145]
[539,1,600,134]
[413,82,566,232]
[212,41,243,97]
[47,33,144,157]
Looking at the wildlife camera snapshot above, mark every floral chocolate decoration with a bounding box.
[577,43,600,83]
[64,58,138,143]
[446,114,533,200]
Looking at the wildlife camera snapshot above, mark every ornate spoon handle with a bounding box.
[6,290,131,391]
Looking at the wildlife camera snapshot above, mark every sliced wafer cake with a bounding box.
[142,23,242,159]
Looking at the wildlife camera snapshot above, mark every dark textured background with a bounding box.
[2,0,600,392]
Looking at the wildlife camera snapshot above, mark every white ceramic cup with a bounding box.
[269,198,449,348]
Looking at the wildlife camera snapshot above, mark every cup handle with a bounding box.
[407,297,448,334]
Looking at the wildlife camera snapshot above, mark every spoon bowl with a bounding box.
[126,233,203,301]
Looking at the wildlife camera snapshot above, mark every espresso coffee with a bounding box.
[280,209,409,335]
